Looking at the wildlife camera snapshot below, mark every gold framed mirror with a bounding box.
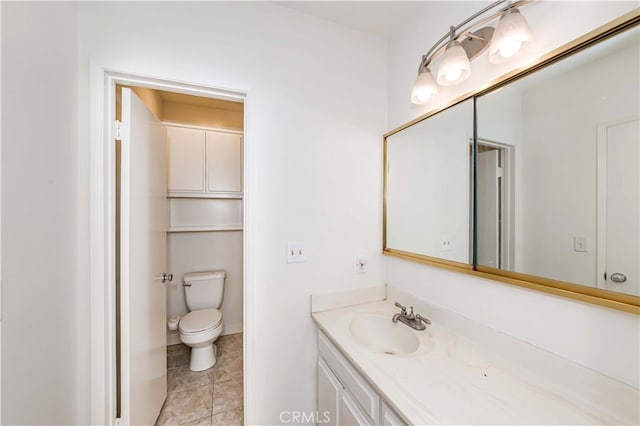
[383,9,640,314]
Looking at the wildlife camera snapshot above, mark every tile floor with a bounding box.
[157,333,243,426]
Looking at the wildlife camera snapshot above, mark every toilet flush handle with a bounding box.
[154,273,173,283]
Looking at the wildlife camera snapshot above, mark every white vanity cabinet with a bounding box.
[318,332,407,426]
[166,125,243,198]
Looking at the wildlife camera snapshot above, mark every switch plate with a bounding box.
[356,255,367,273]
[440,236,453,251]
[573,236,588,253]
[286,242,307,263]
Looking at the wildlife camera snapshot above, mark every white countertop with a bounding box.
[312,297,639,425]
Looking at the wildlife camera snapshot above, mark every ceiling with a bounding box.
[276,1,429,37]
[159,91,244,111]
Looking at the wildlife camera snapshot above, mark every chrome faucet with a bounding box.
[392,302,431,330]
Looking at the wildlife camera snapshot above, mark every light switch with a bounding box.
[286,242,307,263]
[440,236,453,251]
[573,236,588,253]
[356,255,367,273]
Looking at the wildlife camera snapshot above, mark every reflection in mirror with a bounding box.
[385,99,473,264]
[476,24,639,296]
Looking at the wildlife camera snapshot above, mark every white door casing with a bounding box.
[90,69,248,425]
[597,118,640,296]
[120,88,168,425]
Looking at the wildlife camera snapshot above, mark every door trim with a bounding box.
[476,138,515,270]
[89,67,250,424]
[596,117,639,290]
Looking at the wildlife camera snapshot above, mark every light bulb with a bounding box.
[436,41,470,86]
[411,67,438,104]
[445,67,462,82]
[488,7,532,64]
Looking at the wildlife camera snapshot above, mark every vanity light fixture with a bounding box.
[411,0,533,104]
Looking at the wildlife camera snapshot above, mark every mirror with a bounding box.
[385,99,473,265]
[384,11,639,312]
[476,23,639,298]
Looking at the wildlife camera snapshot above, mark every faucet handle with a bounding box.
[416,313,431,325]
[394,301,407,313]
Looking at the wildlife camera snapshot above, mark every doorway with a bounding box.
[475,139,514,270]
[90,71,249,425]
[597,118,640,296]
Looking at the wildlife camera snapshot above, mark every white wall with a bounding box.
[1,2,89,424]
[77,2,387,424]
[386,1,640,388]
[167,231,243,344]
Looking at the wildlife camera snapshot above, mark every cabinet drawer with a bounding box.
[318,332,379,423]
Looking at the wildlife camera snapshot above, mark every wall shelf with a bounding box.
[168,192,243,199]
[167,225,243,233]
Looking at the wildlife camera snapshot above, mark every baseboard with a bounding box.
[166,322,243,346]
[223,322,243,336]
[167,330,181,346]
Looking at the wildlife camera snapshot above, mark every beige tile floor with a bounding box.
[157,333,243,426]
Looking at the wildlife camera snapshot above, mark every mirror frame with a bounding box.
[383,9,640,314]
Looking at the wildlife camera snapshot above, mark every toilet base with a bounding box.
[189,343,217,372]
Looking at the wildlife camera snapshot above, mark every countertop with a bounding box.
[312,298,639,425]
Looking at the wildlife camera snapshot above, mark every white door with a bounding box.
[477,149,501,268]
[600,119,639,296]
[120,88,169,425]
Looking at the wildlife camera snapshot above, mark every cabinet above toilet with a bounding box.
[166,124,243,199]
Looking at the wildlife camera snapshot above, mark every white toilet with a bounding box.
[179,270,226,371]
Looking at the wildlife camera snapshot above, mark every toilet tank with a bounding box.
[183,270,226,311]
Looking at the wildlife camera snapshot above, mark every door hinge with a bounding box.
[114,120,122,141]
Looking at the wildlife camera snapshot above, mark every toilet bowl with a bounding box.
[179,270,227,371]
[179,308,224,371]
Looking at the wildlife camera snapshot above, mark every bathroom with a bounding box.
[1,1,639,425]
[115,85,245,424]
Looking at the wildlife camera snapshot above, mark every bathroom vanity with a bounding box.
[312,287,640,425]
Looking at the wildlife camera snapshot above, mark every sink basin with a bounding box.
[349,314,420,356]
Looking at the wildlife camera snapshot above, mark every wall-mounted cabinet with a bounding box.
[167,124,243,199]
[166,123,243,233]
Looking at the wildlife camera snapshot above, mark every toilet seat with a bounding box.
[179,308,222,334]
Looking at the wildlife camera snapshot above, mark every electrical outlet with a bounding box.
[440,236,453,251]
[286,242,307,263]
[356,255,367,273]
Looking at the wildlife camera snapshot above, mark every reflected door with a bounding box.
[602,119,639,296]
[477,149,500,268]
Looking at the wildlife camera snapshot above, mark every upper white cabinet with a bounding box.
[167,125,243,198]
[206,131,242,193]
[167,126,205,193]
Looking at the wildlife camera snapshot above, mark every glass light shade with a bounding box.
[411,68,438,104]
[489,8,533,64]
[436,41,471,86]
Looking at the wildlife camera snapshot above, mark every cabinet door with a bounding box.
[205,131,242,193]
[318,359,341,426]
[381,402,407,426]
[167,126,205,193]
[340,390,372,426]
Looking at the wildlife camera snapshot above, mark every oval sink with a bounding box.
[349,314,420,356]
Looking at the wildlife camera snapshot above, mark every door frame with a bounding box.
[88,67,251,424]
[474,138,515,271]
[596,117,639,290]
